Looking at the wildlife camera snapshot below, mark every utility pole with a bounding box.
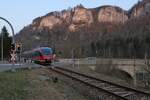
[133,0,141,87]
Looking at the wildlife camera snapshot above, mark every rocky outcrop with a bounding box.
[26,5,129,33]
[98,6,128,23]
[130,0,150,18]
[19,0,150,34]
[72,8,93,24]
[68,7,93,31]
[39,16,62,29]
[61,11,72,23]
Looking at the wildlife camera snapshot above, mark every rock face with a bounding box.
[72,8,93,25]
[39,16,62,29]
[98,6,128,23]
[69,7,93,31]
[19,0,150,34]
[62,11,72,23]
[25,5,129,33]
[130,0,150,17]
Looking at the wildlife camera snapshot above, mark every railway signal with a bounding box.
[10,44,16,63]
[10,53,16,63]
[15,43,22,62]
[10,43,22,63]
[11,44,15,51]
[16,43,22,53]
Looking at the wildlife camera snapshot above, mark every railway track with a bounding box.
[49,66,150,100]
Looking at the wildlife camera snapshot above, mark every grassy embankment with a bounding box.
[0,70,27,100]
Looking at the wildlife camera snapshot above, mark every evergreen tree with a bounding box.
[0,26,12,60]
[2,26,9,37]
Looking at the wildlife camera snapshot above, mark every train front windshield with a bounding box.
[42,49,53,55]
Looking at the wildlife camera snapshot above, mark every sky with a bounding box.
[0,0,139,34]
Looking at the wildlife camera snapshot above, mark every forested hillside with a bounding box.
[16,0,150,58]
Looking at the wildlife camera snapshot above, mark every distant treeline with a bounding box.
[89,15,150,59]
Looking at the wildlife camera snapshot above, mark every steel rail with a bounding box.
[56,66,150,96]
[50,67,128,100]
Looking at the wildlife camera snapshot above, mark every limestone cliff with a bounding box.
[130,0,150,17]
[27,5,129,33]
[98,6,128,23]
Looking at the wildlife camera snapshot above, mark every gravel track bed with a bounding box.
[62,64,150,93]
[25,67,87,100]
[50,68,117,100]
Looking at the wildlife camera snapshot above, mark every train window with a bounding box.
[33,51,42,56]
[42,49,52,55]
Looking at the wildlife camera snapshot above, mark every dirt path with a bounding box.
[25,68,87,100]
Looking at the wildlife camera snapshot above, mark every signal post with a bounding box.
[16,42,22,63]
[10,43,22,64]
[10,44,16,64]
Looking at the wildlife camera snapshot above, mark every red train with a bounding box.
[23,47,55,65]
